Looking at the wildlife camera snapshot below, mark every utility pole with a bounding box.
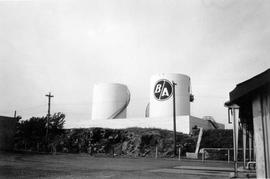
[172,81,177,156]
[45,92,54,143]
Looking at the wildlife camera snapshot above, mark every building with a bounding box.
[225,69,270,178]
[0,116,18,151]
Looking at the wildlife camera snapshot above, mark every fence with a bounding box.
[201,148,254,163]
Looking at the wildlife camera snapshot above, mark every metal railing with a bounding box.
[201,148,254,163]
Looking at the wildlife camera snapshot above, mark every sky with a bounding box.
[0,0,269,128]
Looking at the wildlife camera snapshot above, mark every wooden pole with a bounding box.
[228,149,230,163]
[172,81,177,156]
[243,124,247,168]
[248,131,252,161]
[155,146,158,159]
[202,149,205,162]
[45,92,54,143]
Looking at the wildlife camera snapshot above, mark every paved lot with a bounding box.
[0,152,235,179]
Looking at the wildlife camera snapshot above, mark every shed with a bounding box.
[225,68,270,178]
[0,116,18,151]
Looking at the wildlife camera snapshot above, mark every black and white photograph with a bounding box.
[0,0,270,178]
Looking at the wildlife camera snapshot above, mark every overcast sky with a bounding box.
[0,0,269,128]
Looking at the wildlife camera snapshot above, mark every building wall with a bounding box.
[86,116,190,133]
[0,116,17,151]
[252,93,270,178]
[75,115,224,134]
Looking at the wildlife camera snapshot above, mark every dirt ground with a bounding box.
[0,152,234,179]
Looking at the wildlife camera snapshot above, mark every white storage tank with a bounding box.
[91,83,130,120]
[149,73,191,117]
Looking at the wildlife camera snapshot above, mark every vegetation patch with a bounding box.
[14,115,236,160]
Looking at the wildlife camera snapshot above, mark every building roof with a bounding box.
[227,69,270,105]
[0,116,15,120]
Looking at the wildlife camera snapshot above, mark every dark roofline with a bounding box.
[227,68,270,104]
[0,116,16,119]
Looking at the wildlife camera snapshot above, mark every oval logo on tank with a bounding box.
[154,79,173,101]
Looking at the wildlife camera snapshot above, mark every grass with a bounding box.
[0,151,233,179]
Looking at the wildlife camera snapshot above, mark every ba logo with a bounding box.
[154,79,173,101]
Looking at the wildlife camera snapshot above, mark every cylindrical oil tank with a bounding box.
[149,73,191,117]
[91,83,130,120]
